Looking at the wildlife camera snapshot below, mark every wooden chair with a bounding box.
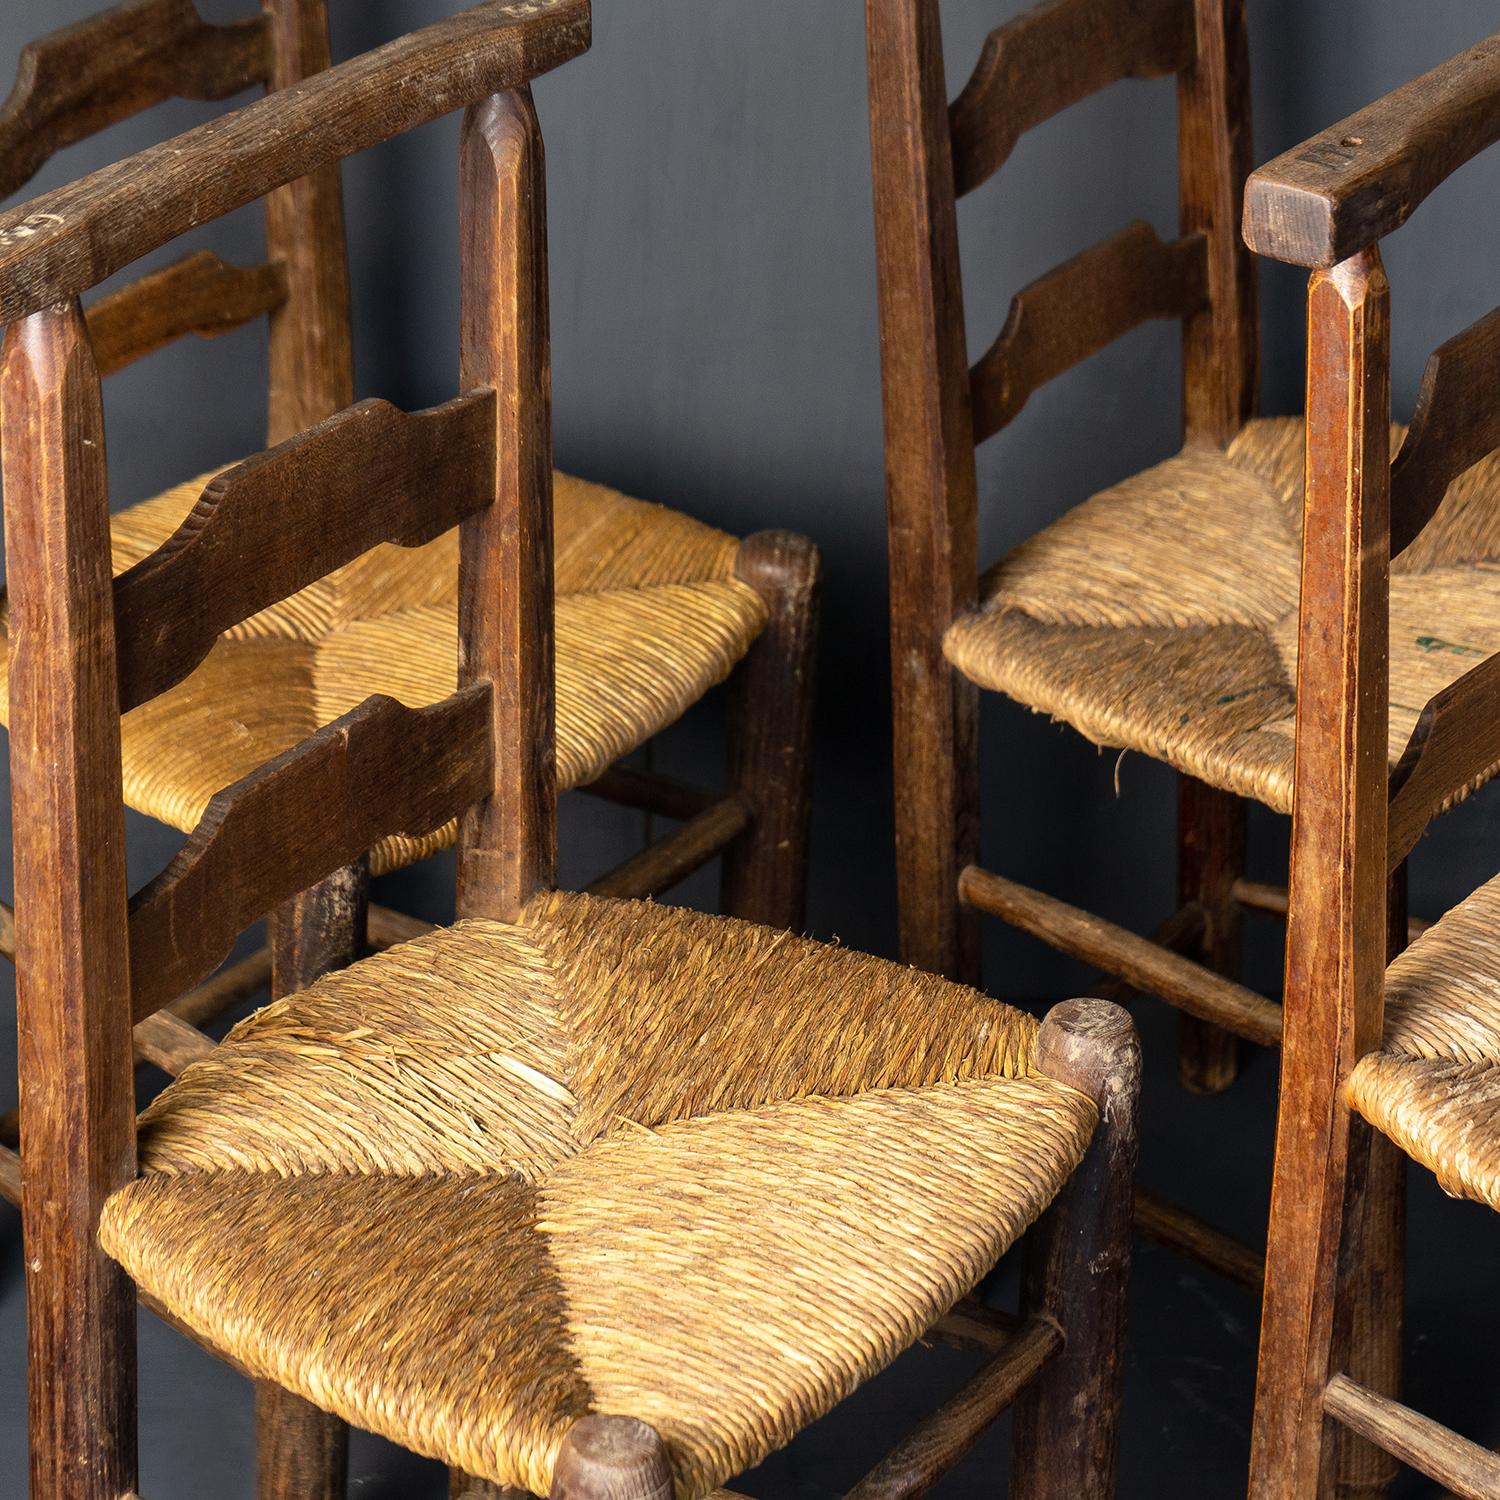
[1241,37,1500,1500]
[0,5,1141,1498]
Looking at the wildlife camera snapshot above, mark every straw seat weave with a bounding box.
[946,417,1500,813]
[100,893,1097,1497]
[0,468,767,875]
[1348,872,1500,1213]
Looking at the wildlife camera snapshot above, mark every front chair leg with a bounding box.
[1011,999,1141,1500]
[721,530,821,931]
[551,1415,674,1500]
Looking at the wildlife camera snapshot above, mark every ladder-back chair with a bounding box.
[0,5,1139,1499]
[1243,35,1500,1500]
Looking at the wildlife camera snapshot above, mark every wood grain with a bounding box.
[586,798,749,901]
[947,0,1194,198]
[128,688,493,1021]
[1,302,139,1500]
[0,0,270,202]
[1243,34,1500,268]
[112,392,495,712]
[551,1418,672,1500]
[1135,1188,1263,1291]
[0,0,592,325]
[969,222,1208,443]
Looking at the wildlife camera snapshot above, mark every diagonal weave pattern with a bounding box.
[100,893,1097,1498]
[945,417,1500,812]
[0,468,768,874]
[1348,871,1500,1213]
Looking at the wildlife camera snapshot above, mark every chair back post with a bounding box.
[0,300,139,1500]
[1250,246,1392,1500]
[260,0,354,443]
[456,85,557,923]
[1177,0,1257,445]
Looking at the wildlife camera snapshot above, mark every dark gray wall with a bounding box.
[2,3,1500,1496]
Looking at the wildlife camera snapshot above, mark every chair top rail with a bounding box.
[0,0,271,203]
[0,0,591,324]
[1244,32,1500,268]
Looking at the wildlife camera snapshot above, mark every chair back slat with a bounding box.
[113,391,498,712]
[1390,305,1500,557]
[0,0,271,203]
[969,221,1207,443]
[949,0,1193,199]
[128,686,495,1020]
[85,250,288,377]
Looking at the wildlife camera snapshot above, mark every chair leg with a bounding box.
[1177,776,1246,1094]
[1011,999,1141,1500]
[550,1415,673,1500]
[258,861,367,1500]
[721,530,820,931]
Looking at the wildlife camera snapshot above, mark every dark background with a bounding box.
[0,1,1498,1494]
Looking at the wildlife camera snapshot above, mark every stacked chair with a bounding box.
[0,3,1143,1498]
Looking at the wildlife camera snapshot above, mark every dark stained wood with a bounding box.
[947,0,1194,198]
[551,1418,672,1500]
[1135,1188,1263,1291]
[262,0,354,446]
[0,0,270,203]
[1387,649,1500,866]
[1,302,139,1500]
[1086,901,1204,1006]
[578,764,718,822]
[1176,776,1247,1094]
[969,223,1208,443]
[1243,35,1500,269]
[455,88,555,925]
[866,0,981,982]
[587,798,749,901]
[86,251,287,378]
[112,392,495,713]
[132,1010,216,1075]
[958,865,1282,1048]
[845,1319,1062,1500]
[1011,1000,1139,1500]
[1248,250,1392,1500]
[0,0,592,326]
[1177,0,1258,444]
[256,1382,347,1500]
[128,687,493,1020]
[1324,1376,1500,1500]
[1390,305,1500,556]
[721,530,820,928]
[368,903,437,947]
[925,1298,1021,1356]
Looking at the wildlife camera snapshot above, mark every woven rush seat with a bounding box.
[0,468,767,875]
[1348,873,1500,1213]
[99,892,1097,1496]
[945,416,1500,814]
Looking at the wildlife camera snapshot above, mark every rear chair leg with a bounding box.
[551,1415,674,1500]
[1011,999,1141,1500]
[258,860,367,1500]
[721,530,821,931]
[1177,776,1247,1094]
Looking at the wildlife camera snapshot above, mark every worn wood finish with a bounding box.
[1178,0,1258,443]
[925,1298,1020,1356]
[1230,879,1430,940]
[1243,35,1500,269]
[2,302,139,1500]
[552,1418,672,1500]
[1135,1189,1263,1290]
[0,0,270,202]
[129,687,493,1020]
[845,1319,1062,1500]
[947,0,1194,198]
[112,392,496,712]
[0,0,592,325]
[866,0,981,982]
[1324,1377,1500,1500]
[721,531,820,929]
[455,88,554,925]
[1248,250,1392,1500]
[1177,775,1248,1094]
[587,798,749,902]
[969,223,1208,443]
[133,1010,216,1075]
[1087,902,1204,1007]
[959,866,1282,1047]
[1390,305,1500,556]
[1011,1001,1139,1500]
[579,764,718,822]
[85,251,288,378]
